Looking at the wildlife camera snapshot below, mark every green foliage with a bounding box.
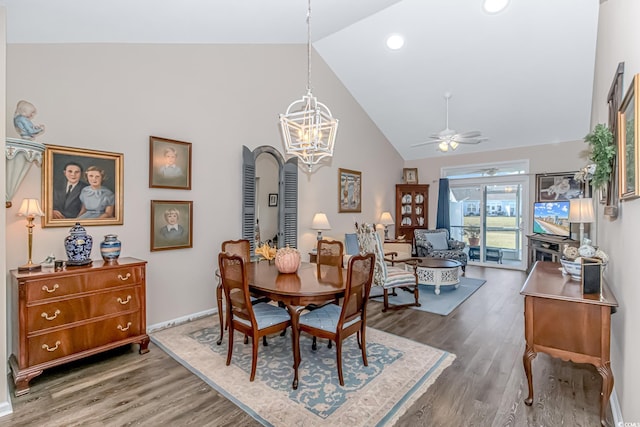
[585,124,615,189]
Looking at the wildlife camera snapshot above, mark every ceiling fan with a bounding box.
[412,92,487,152]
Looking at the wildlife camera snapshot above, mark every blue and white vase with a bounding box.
[100,234,121,263]
[65,222,93,266]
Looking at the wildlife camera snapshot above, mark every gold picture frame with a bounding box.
[338,168,361,213]
[149,136,192,190]
[150,200,193,251]
[403,168,418,184]
[618,73,640,201]
[42,144,124,227]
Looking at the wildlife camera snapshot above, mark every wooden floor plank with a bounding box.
[0,266,612,426]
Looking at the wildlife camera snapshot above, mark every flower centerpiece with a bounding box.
[256,242,277,261]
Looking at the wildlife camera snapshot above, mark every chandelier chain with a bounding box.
[306,0,312,93]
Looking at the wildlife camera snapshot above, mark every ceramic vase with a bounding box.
[100,234,121,263]
[65,222,93,266]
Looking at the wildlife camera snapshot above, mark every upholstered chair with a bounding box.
[218,252,291,381]
[414,229,468,272]
[297,253,375,386]
[355,223,420,312]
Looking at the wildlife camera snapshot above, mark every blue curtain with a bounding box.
[436,178,450,232]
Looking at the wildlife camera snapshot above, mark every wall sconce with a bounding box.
[311,212,331,241]
[379,211,395,241]
[6,138,45,208]
[17,198,45,272]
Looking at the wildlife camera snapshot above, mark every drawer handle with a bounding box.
[118,273,131,281]
[41,309,61,321]
[118,322,132,332]
[42,284,59,293]
[42,341,61,352]
[117,295,132,305]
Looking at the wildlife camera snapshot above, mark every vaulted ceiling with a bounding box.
[0,0,599,160]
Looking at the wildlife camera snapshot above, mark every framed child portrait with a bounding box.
[149,136,192,190]
[42,144,124,228]
[150,200,193,251]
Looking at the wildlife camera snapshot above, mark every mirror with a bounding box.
[242,145,298,255]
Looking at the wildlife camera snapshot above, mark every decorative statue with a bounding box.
[13,100,45,140]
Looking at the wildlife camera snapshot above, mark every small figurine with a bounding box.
[13,100,45,140]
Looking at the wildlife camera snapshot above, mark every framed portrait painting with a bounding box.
[338,168,361,213]
[150,200,193,251]
[42,145,123,227]
[149,136,192,190]
[535,172,584,202]
[403,168,418,184]
[618,73,640,201]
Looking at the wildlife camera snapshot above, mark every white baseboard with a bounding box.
[147,308,217,333]
[610,386,623,426]
[0,382,13,418]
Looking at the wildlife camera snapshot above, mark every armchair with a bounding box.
[414,229,467,272]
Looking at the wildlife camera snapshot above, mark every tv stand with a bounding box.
[526,234,579,272]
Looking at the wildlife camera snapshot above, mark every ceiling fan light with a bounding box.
[483,0,510,14]
[450,141,459,150]
[438,141,449,152]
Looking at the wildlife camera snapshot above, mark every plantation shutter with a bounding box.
[282,158,298,249]
[242,146,256,254]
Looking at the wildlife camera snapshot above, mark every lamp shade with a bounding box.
[380,211,394,225]
[569,198,595,223]
[311,213,331,230]
[17,198,44,218]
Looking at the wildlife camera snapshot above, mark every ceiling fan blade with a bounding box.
[457,130,482,138]
[452,137,486,144]
[410,140,439,147]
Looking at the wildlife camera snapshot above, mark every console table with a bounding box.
[521,261,618,426]
[9,257,150,396]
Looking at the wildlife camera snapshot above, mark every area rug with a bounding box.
[151,316,455,426]
[370,277,487,316]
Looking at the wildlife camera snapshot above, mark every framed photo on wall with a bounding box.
[535,172,584,202]
[42,144,124,227]
[268,193,278,207]
[618,73,640,201]
[338,168,361,213]
[149,136,192,190]
[150,200,193,251]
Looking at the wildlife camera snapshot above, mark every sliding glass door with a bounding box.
[449,176,528,270]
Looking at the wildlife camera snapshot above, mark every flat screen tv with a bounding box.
[533,201,571,238]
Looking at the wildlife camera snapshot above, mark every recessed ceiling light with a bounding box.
[483,0,510,14]
[386,34,404,50]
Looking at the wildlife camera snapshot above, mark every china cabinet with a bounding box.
[395,184,429,240]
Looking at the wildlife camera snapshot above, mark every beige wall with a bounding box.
[591,0,640,420]
[405,140,588,231]
[0,6,9,416]
[4,44,403,330]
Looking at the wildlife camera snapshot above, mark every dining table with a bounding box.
[247,261,347,389]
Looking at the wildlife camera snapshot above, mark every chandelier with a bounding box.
[279,0,338,172]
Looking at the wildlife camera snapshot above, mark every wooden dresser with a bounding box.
[9,257,150,396]
[521,261,618,426]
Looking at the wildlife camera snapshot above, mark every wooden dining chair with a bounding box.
[216,239,251,345]
[218,252,292,381]
[297,253,375,386]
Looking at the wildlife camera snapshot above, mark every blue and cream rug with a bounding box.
[370,277,487,316]
[151,316,455,426]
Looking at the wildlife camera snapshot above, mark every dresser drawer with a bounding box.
[26,286,141,333]
[27,313,141,366]
[25,266,143,302]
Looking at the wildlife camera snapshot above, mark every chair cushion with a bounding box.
[299,303,359,332]
[234,302,290,330]
[383,265,417,289]
[344,233,359,255]
[424,232,449,250]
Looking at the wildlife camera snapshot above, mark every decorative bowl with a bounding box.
[560,259,582,280]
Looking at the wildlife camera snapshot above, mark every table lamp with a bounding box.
[569,197,595,245]
[380,211,394,240]
[311,213,331,241]
[17,198,45,272]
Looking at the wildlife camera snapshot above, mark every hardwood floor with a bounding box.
[1,266,612,426]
